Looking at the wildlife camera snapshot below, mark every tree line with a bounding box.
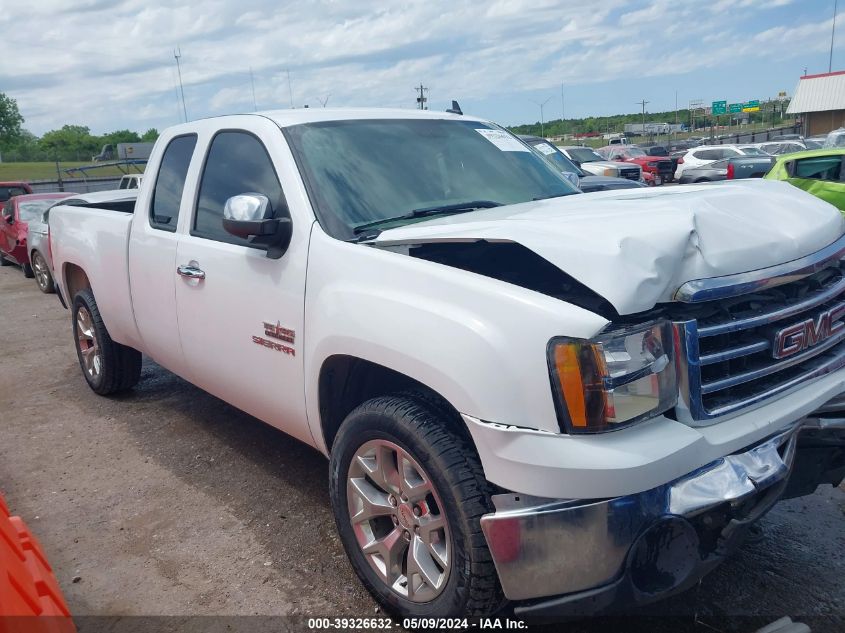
[0,92,159,163]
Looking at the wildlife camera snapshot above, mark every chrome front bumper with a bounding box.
[480,423,803,612]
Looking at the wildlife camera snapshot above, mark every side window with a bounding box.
[150,134,197,232]
[721,148,740,158]
[193,131,286,247]
[793,156,843,181]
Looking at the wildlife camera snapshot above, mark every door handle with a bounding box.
[177,264,206,280]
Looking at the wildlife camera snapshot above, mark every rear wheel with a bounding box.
[31,251,54,293]
[72,288,141,395]
[329,395,504,619]
[0,252,9,266]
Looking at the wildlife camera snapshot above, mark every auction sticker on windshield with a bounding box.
[534,142,557,155]
[475,129,530,152]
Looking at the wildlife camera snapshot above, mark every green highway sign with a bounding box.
[742,100,760,112]
[712,100,727,115]
[729,103,743,113]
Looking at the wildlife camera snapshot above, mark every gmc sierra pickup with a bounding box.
[49,109,845,619]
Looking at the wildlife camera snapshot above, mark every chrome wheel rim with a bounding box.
[33,253,50,290]
[347,439,451,602]
[76,306,101,378]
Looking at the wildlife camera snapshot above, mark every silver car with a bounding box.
[27,190,139,293]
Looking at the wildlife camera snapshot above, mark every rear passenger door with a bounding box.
[174,120,313,445]
[128,133,198,376]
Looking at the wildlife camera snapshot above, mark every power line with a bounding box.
[174,46,188,123]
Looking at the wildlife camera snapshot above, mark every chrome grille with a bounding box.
[620,168,640,181]
[674,260,845,424]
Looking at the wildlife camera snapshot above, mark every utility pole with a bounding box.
[830,0,838,73]
[287,70,294,109]
[174,46,188,122]
[530,96,553,137]
[636,99,649,138]
[415,84,429,110]
[249,67,257,112]
[317,94,331,107]
[560,82,565,121]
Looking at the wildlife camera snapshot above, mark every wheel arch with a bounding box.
[317,354,469,454]
[63,263,92,301]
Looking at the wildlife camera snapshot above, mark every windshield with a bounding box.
[285,119,578,239]
[738,147,766,155]
[528,142,583,176]
[566,147,604,163]
[18,200,56,223]
[622,148,647,158]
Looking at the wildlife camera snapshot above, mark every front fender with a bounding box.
[303,227,608,451]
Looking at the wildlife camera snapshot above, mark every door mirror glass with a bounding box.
[222,193,292,259]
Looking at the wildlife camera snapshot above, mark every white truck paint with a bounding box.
[48,109,845,618]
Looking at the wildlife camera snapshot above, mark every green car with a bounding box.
[765,148,845,212]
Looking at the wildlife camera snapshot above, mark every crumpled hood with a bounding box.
[374,180,845,315]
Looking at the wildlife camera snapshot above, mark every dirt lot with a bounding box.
[0,264,843,633]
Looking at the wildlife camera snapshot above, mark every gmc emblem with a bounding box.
[772,304,845,359]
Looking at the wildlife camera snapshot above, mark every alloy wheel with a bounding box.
[347,439,451,602]
[32,253,50,291]
[76,306,101,378]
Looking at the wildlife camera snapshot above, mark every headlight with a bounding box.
[548,320,677,433]
[602,167,618,177]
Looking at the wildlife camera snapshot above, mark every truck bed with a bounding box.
[49,205,142,350]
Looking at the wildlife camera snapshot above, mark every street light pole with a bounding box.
[530,96,553,137]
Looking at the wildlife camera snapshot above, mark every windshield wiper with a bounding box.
[352,200,503,235]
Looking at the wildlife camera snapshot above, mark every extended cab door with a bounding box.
[127,133,199,376]
[174,120,313,446]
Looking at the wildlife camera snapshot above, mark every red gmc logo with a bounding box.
[772,304,845,359]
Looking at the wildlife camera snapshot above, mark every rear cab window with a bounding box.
[792,156,844,181]
[150,135,197,232]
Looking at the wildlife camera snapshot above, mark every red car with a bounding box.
[597,146,675,185]
[0,181,33,202]
[0,193,72,277]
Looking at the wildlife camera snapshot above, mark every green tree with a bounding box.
[0,93,25,146]
[101,129,141,144]
[40,125,100,161]
[140,128,159,142]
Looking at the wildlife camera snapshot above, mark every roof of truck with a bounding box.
[261,107,484,127]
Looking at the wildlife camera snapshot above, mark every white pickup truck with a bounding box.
[49,109,845,619]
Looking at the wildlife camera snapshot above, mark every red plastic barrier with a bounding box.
[0,494,75,633]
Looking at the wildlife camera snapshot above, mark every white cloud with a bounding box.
[0,0,839,135]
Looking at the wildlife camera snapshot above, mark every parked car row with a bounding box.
[0,190,139,293]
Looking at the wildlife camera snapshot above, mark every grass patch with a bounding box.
[0,162,138,181]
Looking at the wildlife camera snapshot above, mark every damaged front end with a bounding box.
[479,409,845,618]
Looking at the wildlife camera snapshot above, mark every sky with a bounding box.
[1,0,843,136]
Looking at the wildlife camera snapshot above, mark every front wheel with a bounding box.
[329,395,504,619]
[72,288,141,395]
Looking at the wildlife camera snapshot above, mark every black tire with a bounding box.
[22,262,34,278]
[72,288,141,395]
[694,178,711,183]
[330,394,504,619]
[31,251,54,293]
[0,252,9,266]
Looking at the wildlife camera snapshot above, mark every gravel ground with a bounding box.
[0,264,843,633]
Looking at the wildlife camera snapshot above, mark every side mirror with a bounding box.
[3,213,13,225]
[222,193,292,259]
